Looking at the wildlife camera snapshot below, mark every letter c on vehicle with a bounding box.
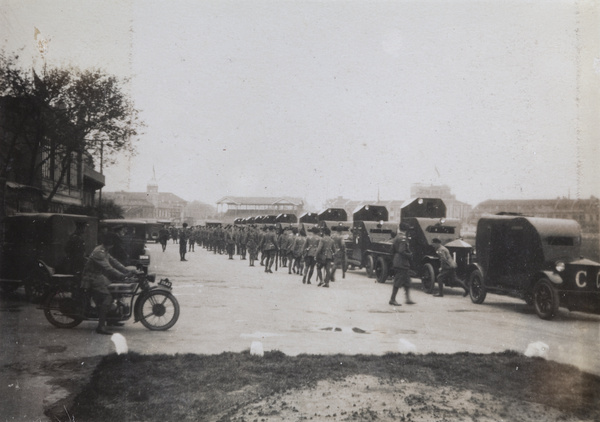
[575,270,587,288]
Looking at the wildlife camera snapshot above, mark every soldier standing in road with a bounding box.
[226,226,236,260]
[159,224,170,252]
[302,227,320,284]
[246,225,259,267]
[259,226,267,266]
[179,223,189,261]
[431,238,469,297]
[316,227,337,288]
[389,229,415,306]
[330,224,346,282]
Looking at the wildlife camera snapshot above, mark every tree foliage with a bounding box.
[0,51,142,206]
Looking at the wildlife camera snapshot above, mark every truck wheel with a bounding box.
[375,257,389,283]
[533,278,559,320]
[365,255,375,278]
[469,270,487,304]
[420,263,436,294]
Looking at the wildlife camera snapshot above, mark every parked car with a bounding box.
[0,213,98,299]
[99,219,150,273]
[467,215,600,319]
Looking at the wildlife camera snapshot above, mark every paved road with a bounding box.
[2,241,599,420]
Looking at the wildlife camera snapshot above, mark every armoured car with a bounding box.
[468,215,600,320]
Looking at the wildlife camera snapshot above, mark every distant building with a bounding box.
[103,178,187,223]
[470,197,600,233]
[216,196,304,223]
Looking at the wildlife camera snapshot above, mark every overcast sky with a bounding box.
[2,0,598,210]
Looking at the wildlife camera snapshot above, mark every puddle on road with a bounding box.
[369,310,404,314]
[319,326,370,334]
[449,309,480,313]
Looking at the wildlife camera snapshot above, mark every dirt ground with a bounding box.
[225,375,593,422]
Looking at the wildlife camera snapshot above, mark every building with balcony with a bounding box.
[0,96,105,218]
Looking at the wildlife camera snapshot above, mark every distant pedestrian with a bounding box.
[179,223,189,261]
[159,225,170,252]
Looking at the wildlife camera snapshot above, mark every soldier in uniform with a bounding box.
[286,227,297,274]
[81,233,133,334]
[170,226,178,244]
[158,224,170,252]
[316,227,337,287]
[246,225,259,267]
[259,226,267,266]
[389,228,415,306]
[225,226,236,259]
[260,226,279,273]
[179,223,189,261]
[302,227,321,284]
[330,224,346,282]
[292,227,307,276]
[432,238,469,297]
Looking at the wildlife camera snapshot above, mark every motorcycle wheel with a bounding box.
[44,289,83,329]
[138,290,180,331]
[24,268,49,303]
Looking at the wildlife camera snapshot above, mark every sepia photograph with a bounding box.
[1,0,599,420]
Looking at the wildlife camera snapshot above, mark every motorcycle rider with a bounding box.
[81,232,134,335]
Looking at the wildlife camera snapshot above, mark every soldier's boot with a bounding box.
[96,305,112,335]
[405,286,416,305]
[389,286,401,306]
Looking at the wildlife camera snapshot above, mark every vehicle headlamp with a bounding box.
[555,261,566,272]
